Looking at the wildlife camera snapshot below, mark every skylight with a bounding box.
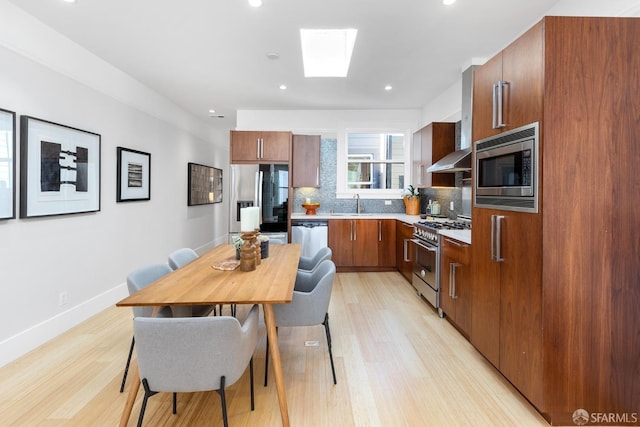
[300,29,357,77]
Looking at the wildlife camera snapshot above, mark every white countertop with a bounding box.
[291,212,472,244]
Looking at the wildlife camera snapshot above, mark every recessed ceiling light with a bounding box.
[384,85,393,91]
[300,29,357,77]
[266,52,280,60]
[279,84,287,90]
[443,0,456,5]
[248,0,262,7]
[62,0,77,3]
[208,109,216,114]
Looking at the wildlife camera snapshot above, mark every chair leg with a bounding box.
[173,392,177,414]
[323,313,337,385]
[120,336,135,393]
[249,357,255,410]
[138,378,157,427]
[216,376,228,427]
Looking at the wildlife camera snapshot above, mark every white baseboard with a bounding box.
[0,282,128,368]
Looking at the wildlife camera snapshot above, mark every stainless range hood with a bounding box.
[427,65,475,174]
[426,147,471,172]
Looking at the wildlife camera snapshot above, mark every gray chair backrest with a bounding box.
[298,247,332,271]
[127,263,173,318]
[134,304,259,392]
[168,247,198,270]
[275,260,336,327]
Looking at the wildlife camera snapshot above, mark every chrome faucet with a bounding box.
[354,193,362,214]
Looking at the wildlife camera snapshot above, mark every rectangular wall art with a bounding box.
[117,147,150,202]
[20,116,101,218]
[0,108,16,220]
[188,162,222,206]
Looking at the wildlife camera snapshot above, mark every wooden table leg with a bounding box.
[119,361,140,427]
[262,303,290,427]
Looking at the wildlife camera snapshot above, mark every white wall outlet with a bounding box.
[304,340,320,347]
[59,292,68,307]
[384,200,392,205]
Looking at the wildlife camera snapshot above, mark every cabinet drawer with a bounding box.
[441,238,470,264]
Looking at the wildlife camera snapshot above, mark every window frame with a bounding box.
[336,128,412,199]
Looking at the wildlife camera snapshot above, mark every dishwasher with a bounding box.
[291,221,328,258]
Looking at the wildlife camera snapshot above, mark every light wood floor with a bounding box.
[0,272,551,426]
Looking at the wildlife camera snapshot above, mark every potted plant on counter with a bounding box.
[402,185,420,215]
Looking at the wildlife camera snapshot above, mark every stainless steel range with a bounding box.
[412,219,471,317]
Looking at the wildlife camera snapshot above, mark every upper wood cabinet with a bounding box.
[292,135,320,187]
[472,21,543,142]
[413,122,455,187]
[230,130,292,164]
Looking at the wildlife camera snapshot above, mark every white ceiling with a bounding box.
[7,0,640,128]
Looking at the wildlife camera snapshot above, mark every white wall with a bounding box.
[0,2,230,366]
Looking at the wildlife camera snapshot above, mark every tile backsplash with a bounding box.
[292,132,465,219]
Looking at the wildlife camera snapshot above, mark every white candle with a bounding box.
[306,198,311,204]
[240,207,259,231]
[250,206,260,230]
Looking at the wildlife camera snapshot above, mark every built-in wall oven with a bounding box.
[412,220,472,317]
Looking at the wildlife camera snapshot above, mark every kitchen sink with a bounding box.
[329,212,372,216]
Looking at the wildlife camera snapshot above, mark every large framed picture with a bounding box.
[20,116,101,218]
[188,162,222,206]
[0,108,16,220]
[116,147,150,202]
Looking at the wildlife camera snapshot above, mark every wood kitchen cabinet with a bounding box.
[439,236,472,338]
[395,220,414,283]
[413,122,455,188]
[472,21,543,139]
[328,219,396,271]
[230,130,291,163]
[292,134,320,187]
[470,17,640,425]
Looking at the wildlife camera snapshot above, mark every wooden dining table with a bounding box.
[116,243,301,427]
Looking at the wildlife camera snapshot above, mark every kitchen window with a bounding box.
[338,131,409,198]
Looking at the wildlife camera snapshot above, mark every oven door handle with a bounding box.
[411,238,437,252]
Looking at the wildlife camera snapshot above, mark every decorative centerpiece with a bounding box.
[239,231,257,272]
[401,185,420,215]
[302,198,320,215]
[234,234,269,260]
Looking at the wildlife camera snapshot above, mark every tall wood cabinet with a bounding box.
[412,122,455,187]
[230,130,291,163]
[292,135,320,187]
[471,17,640,424]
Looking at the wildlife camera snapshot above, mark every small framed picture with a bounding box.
[20,116,101,218]
[188,162,222,206]
[0,108,16,220]
[117,147,151,202]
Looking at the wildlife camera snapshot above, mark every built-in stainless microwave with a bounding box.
[474,122,539,213]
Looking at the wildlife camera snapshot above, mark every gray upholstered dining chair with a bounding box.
[167,247,218,317]
[264,259,337,386]
[297,247,332,272]
[120,263,174,393]
[133,304,259,427]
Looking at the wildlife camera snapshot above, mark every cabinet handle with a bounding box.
[316,167,320,186]
[444,238,467,248]
[353,220,357,241]
[450,262,461,298]
[260,138,264,159]
[491,214,505,262]
[378,221,382,242]
[493,80,508,129]
[403,238,411,262]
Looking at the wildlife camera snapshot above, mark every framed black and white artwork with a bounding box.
[188,162,222,206]
[0,108,16,220]
[116,147,150,202]
[19,116,101,218]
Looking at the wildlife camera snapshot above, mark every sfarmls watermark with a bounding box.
[573,409,639,426]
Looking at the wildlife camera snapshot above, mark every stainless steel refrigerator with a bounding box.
[229,164,289,243]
